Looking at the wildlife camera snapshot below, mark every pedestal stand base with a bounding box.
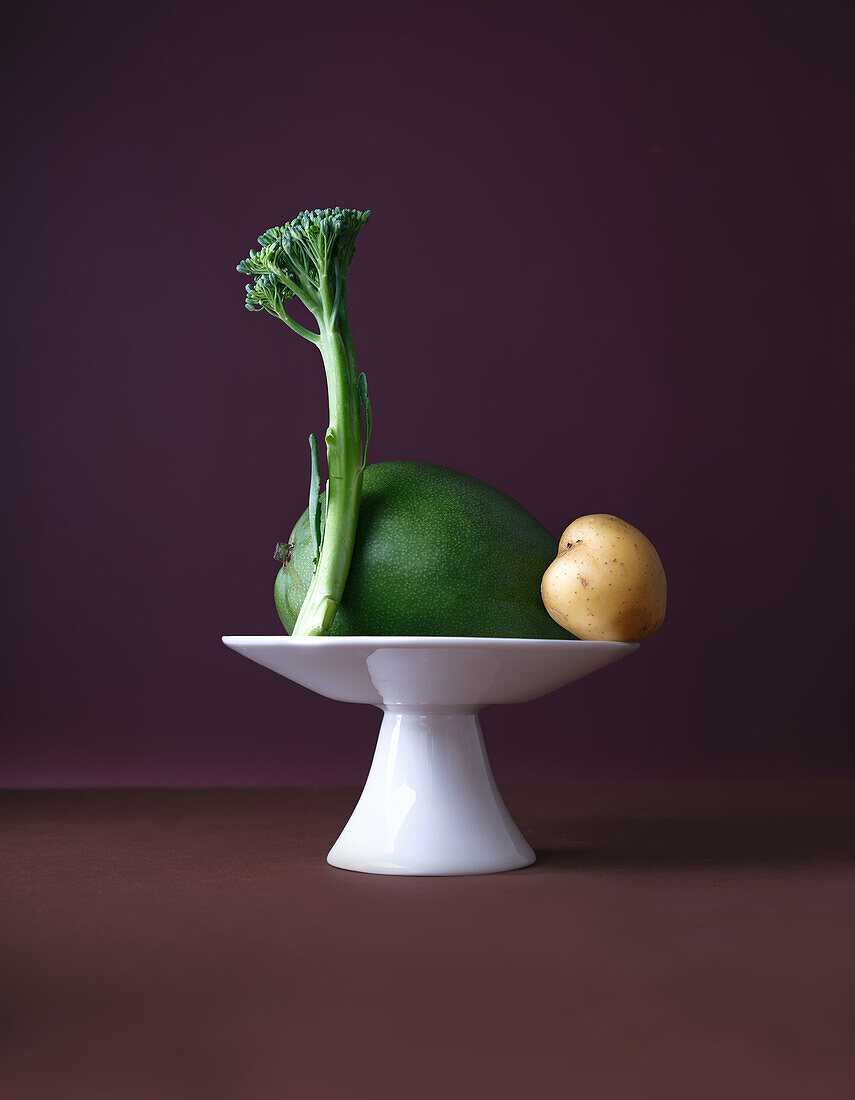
[223,635,638,876]
[327,709,535,876]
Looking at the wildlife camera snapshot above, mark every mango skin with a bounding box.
[276,461,573,639]
[541,514,666,642]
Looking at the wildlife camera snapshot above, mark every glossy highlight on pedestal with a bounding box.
[222,636,637,876]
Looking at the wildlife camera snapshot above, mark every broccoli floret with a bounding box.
[237,207,371,636]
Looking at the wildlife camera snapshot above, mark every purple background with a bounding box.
[2,0,851,787]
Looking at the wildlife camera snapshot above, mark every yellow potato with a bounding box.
[541,514,666,642]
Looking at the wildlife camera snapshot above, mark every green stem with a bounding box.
[291,300,363,636]
[273,304,319,344]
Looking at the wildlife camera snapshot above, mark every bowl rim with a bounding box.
[222,635,638,649]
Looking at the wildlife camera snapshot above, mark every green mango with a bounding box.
[275,461,573,639]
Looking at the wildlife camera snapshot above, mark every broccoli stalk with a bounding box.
[237,208,371,636]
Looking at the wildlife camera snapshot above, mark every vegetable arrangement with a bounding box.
[238,208,666,642]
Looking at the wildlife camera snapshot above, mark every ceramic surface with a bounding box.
[222,636,637,876]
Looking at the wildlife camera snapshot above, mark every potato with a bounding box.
[541,514,666,642]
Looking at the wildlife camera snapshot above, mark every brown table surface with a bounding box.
[2,783,854,1100]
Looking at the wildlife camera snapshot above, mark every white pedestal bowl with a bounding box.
[222,636,637,876]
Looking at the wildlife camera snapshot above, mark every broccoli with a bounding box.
[237,207,371,636]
